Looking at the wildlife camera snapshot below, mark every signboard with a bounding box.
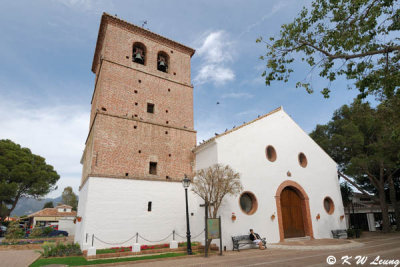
[207,218,220,239]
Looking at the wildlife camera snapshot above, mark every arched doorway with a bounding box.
[281,187,305,238]
[275,180,314,241]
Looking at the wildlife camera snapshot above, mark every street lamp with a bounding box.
[182,174,192,255]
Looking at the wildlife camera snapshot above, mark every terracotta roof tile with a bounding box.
[28,208,76,218]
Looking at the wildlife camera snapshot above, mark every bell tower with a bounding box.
[80,13,196,186]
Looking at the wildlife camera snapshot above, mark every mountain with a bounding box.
[11,196,63,216]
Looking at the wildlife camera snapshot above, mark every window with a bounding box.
[147,103,154,113]
[132,43,146,65]
[265,145,277,162]
[239,192,258,215]
[298,152,308,168]
[149,162,157,175]
[323,197,334,214]
[157,51,169,73]
[148,201,152,212]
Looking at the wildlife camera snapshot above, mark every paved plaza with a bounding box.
[114,232,400,267]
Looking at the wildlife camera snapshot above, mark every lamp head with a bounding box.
[182,174,191,189]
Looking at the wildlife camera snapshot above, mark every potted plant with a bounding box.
[231,212,236,221]
[76,216,82,222]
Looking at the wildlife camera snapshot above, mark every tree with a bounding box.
[257,0,400,99]
[191,164,243,249]
[310,99,400,232]
[43,201,54,209]
[0,139,59,223]
[340,182,353,211]
[61,186,78,211]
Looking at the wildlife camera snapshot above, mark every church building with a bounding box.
[75,13,346,250]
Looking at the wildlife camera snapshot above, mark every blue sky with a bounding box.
[0,0,360,197]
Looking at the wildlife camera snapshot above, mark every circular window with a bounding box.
[239,192,258,215]
[323,197,335,214]
[265,145,277,162]
[298,153,308,168]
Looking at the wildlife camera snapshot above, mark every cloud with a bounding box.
[194,31,235,85]
[0,98,89,197]
[222,92,254,99]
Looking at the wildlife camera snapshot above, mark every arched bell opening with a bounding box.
[157,51,169,73]
[132,42,146,65]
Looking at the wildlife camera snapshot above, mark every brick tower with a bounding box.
[80,13,196,187]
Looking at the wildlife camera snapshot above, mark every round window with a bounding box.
[265,145,277,162]
[239,192,258,215]
[323,197,334,214]
[298,152,308,168]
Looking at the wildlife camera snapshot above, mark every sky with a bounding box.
[0,0,361,198]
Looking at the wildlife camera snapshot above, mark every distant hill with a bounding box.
[11,196,63,216]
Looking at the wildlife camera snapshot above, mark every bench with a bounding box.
[331,229,348,239]
[232,234,267,251]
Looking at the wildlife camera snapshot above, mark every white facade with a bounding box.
[75,107,346,250]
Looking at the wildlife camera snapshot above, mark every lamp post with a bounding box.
[349,195,355,229]
[182,174,192,255]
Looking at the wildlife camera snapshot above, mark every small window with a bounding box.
[147,103,154,113]
[298,153,308,168]
[133,43,146,65]
[323,197,334,214]
[63,209,66,212]
[239,192,258,215]
[157,51,169,73]
[149,162,157,175]
[148,201,152,212]
[265,145,277,162]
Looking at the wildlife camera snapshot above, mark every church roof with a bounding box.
[92,13,196,73]
[194,106,282,152]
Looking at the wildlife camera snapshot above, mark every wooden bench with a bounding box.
[232,234,267,251]
[331,229,348,239]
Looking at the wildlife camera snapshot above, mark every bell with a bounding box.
[158,57,167,72]
[134,52,143,63]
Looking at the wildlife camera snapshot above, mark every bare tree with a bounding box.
[191,164,243,249]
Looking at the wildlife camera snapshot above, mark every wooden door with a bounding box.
[281,187,305,238]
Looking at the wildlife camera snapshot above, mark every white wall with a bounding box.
[195,109,346,246]
[59,218,76,235]
[75,177,206,249]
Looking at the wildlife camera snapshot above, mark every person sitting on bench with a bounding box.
[249,229,265,250]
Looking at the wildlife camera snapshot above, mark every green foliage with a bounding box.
[310,98,400,192]
[40,242,82,258]
[29,227,44,238]
[0,139,60,222]
[340,182,353,208]
[61,186,78,211]
[5,221,24,240]
[42,201,54,209]
[42,227,54,236]
[258,0,400,99]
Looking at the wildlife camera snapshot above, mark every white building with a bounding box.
[75,107,346,249]
[28,204,76,235]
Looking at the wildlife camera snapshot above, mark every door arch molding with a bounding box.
[275,180,314,241]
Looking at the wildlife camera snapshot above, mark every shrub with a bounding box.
[40,242,82,258]
[42,227,54,236]
[4,221,24,240]
[30,227,44,238]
